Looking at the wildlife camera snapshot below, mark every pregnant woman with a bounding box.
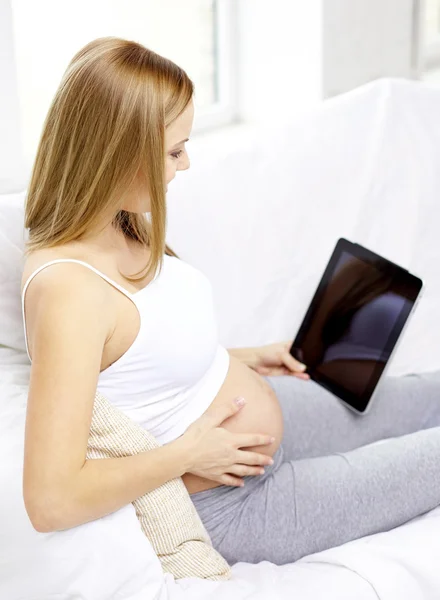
[22,37,440,567]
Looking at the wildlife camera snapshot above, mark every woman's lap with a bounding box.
[191,371,440,565]
[267,370,440,460]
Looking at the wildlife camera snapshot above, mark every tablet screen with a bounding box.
[291,240,422,412]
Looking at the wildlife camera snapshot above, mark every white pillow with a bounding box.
[0,191,28,354]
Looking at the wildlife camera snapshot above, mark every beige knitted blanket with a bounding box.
[86,390,231,581]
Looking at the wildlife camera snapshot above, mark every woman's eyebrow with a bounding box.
[171,138,189,149]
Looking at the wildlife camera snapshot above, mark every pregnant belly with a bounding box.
[182,355,284,494]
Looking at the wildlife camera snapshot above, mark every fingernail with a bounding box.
[234,396,246,407]
[260,469,265,475]
[270,437,275,443]
[298,363,307,372]
[269,458,274,465]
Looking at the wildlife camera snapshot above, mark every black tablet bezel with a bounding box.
[290,238,423,413]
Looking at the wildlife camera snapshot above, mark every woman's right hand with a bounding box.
[179,397,275,487]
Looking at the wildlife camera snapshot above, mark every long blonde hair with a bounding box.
[24,36,194,281]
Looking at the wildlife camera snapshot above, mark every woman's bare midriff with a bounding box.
[182,355,284,494]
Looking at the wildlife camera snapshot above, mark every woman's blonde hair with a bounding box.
[24,36,194,281]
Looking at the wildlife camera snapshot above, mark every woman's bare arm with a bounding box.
[23,265,194,532]
[227,347,260,369]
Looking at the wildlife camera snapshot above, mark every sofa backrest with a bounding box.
[2,78,440,376]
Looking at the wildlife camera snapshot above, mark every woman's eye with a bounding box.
[170,150,183,160]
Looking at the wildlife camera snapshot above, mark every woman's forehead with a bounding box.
[166,102,194,145]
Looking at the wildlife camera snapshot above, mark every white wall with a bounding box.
[322,0,420,98]
[237,0,420,122]
[237,0,323,122]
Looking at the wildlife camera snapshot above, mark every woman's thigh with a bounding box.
[265,370,440,460]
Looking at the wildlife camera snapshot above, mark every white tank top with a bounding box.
[21,255,230,445]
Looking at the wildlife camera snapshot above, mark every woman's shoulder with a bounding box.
[22,246,115,360]
[23,241,81,278]
[21,245,111,304]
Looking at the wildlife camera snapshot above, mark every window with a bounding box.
[422,0,440,79]
[10,0,237,166]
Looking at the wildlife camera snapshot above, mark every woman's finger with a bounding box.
[281,351,307,374]
[259,365,310,378]
[259,365,292,376]
[228,464,265,477]
[218,474,244,487]
[234,433,275,451]
[256,365,271,375]
[236,449,274,466]
[294,372,310,380]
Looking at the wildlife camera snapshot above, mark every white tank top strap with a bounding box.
[21,258,135,363]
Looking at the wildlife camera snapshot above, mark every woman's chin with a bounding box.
[120,200,151,214]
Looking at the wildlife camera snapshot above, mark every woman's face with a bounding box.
[123,99,194,214]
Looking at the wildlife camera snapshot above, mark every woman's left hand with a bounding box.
[253,342,310,379]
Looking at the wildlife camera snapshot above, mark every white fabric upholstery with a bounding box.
[0,191,27,353]
[167,77,440,377]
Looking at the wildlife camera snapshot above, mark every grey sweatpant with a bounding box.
[190,371,440,565]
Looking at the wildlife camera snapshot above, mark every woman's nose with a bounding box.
[178,155,190,171]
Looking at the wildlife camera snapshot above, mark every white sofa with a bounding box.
[1,78,440,600]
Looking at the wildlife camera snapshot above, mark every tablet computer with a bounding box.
[290,238,423,414]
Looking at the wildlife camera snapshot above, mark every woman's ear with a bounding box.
[121,168,151,213]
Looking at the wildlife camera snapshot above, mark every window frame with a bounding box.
[425,36,440,69]
[193,0,239,132]
[9,0,239,163]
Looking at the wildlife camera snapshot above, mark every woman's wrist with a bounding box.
[228,347,260,370]
[169,434,197,474]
